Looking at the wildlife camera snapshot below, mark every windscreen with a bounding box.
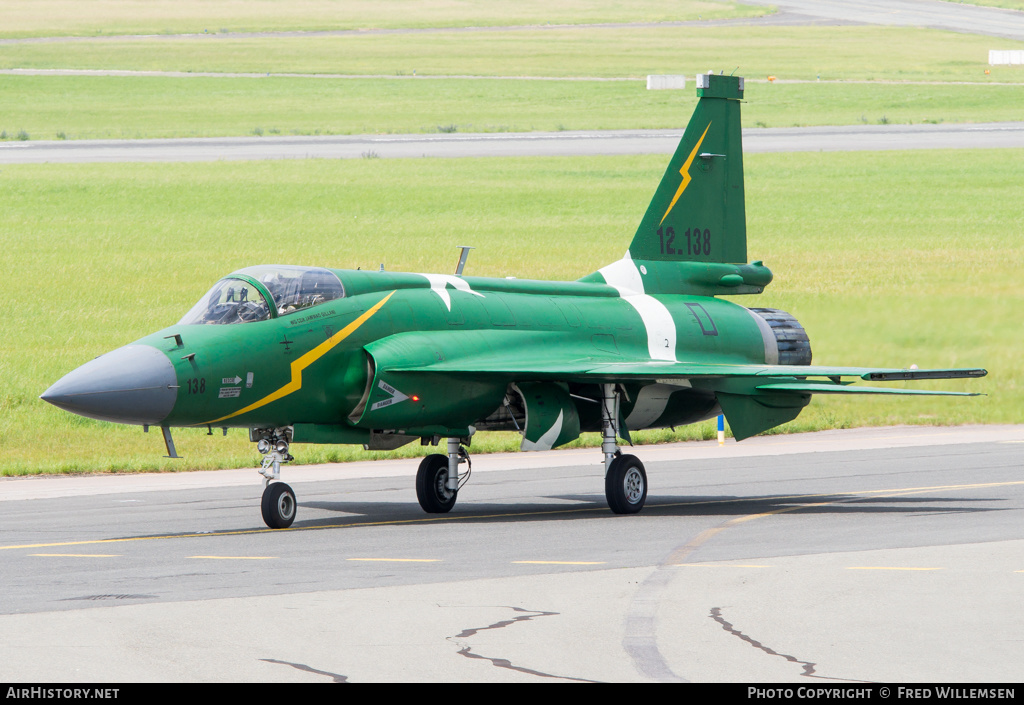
[178,279,271,325]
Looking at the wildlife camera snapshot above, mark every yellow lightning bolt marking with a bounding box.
[659,122,712,226]
[198,291,395,425]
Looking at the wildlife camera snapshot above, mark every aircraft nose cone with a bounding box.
[41,345,178,425]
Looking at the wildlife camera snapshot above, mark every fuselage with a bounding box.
[44,264,778,440]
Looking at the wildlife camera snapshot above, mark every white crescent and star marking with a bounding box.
[420,273,485,311]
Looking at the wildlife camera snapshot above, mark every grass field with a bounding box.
[0,0,765,38]
[3,25,1018,82]
[3,76,1021,141]
[2,21,1022,141]
[1,149,1018,475]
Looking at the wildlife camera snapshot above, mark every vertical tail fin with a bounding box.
[585,74,770,296]
[630,74,747,265]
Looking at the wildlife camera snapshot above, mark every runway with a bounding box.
[3,122,1023,164]
[744,0,1024,42]
[2,425,1022,682]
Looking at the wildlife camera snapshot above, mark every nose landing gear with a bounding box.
[254,428,296,529]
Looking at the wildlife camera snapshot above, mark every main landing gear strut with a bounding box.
[601,383,647,514]
[416,437,471,514]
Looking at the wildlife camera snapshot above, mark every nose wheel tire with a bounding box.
[605,455,647,515]
[416,454,457,514]
[261,482,297,529]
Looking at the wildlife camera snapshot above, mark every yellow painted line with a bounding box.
[4,478,1024,553]
[29,553,120,558]
[672,563,772,568]
[346,558,440,563]
[846,567,943,571]
[739,429,1000,449]
[662,480,1024,567]
[191,555,276,560]
[512,560,606,565]
[198,291,395,425]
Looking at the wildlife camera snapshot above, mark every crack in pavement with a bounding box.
[624,492,886,682]
[710,607,817,677]
[709,607,873,683]
[260,658,348,683]
[449,605,601,682]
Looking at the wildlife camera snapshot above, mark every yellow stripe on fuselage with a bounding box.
[659,122,711,226]
[199,291,395,425]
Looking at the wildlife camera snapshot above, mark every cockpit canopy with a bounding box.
[179,265,345,325]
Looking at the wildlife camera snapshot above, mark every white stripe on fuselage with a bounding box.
[598,255,677,362]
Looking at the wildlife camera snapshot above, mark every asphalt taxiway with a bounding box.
[2,425,1022,682]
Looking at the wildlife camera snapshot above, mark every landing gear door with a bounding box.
[513,382,581,451]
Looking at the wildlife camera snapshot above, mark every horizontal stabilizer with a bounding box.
[862,369,988,381]
[755,383,983,397]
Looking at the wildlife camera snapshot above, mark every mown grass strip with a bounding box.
[0,0,764,39]
[1,75,1021,143]
[1,26,1021,83]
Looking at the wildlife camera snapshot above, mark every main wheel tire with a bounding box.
[261,482,297,529]
[605,455,647,515]
[416,454,457,514]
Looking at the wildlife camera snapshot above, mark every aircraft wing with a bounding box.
[380,338,981,383]
[402,357,986,391]
[371,328,986,389]
[365,330,985,441]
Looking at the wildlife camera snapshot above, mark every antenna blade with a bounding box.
[454,245,474,276]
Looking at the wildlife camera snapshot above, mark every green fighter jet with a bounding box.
[42,74,986,529]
